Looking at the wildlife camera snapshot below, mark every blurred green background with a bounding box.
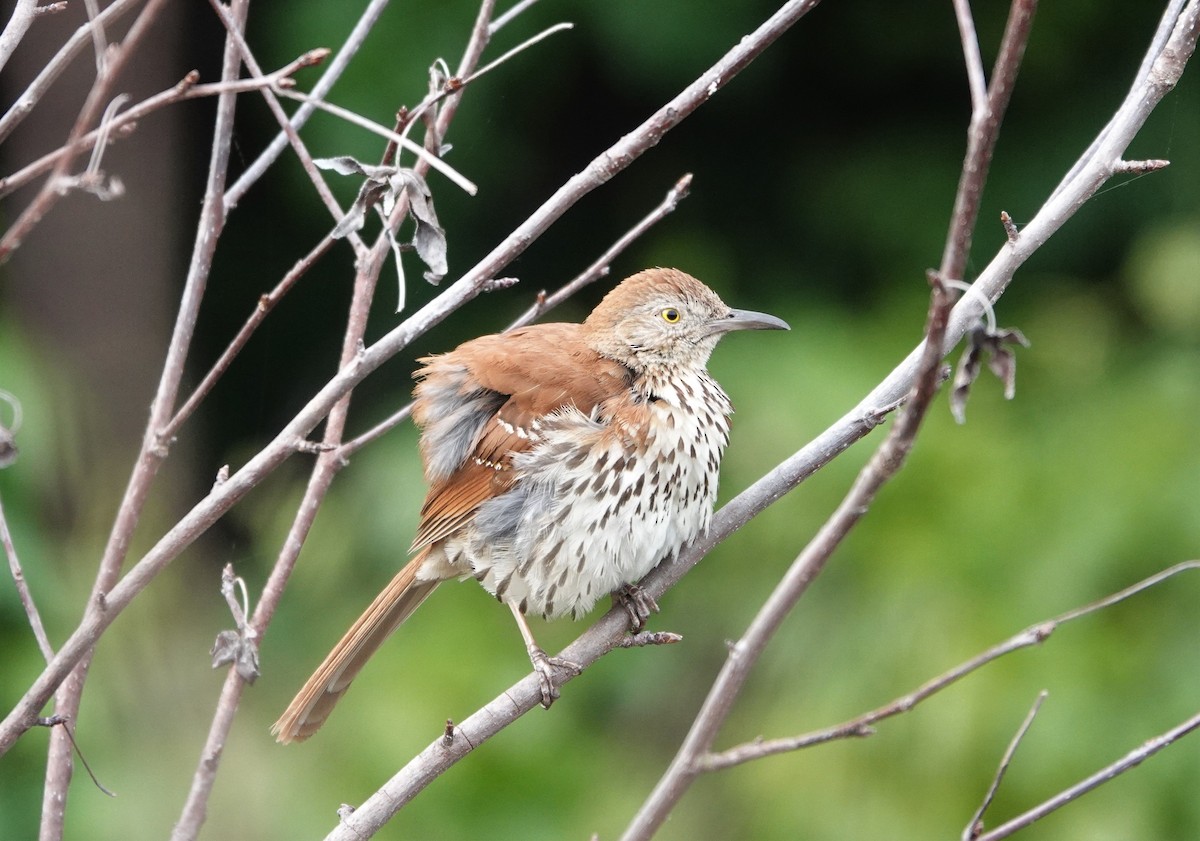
[2,1,1199,839]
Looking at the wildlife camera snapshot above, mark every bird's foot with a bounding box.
[527,646,581,709]
[614,583,659,632]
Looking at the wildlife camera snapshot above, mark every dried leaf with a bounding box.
[317,158,449,300]
[396,171,448,283]
[211,630,261,684]
[950,324,1030,424]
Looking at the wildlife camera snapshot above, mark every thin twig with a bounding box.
[161,234,340,442]
[965,692,1048,840]
[81,0,109,74]
[952,0,989,114]
[0,493,55,662]
[490,0,542,34]
[505,173,694,330]
[975,708,1200,841]
[271,88,478,195]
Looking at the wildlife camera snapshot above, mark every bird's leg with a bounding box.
[508,602,581,708]
[613,583,659,632]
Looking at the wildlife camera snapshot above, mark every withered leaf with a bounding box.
[950,324,1030,424]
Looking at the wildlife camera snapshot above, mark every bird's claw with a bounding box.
[614,583,659,632]
[528,647,581,709]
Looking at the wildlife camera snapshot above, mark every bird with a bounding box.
[272,267,788,743]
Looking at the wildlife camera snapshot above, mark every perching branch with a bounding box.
[1,492,54,663]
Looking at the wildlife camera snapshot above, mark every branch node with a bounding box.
[296,438,336,455]
[1000,211,1019,244]
[1114,158,1170,175]
[302,47,332,67]
[441,719,456,746]
[480,276,519,293]
[616,631,684,648]
[211,464,230,491]
[178,70,201,92]
[212,564,261,683]
[36,1,69,15]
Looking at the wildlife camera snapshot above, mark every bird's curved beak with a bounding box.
[709,308,790,335]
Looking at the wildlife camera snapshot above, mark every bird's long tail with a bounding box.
[272,549,440,743]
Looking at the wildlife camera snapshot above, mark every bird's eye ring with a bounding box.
[660,308,681,323]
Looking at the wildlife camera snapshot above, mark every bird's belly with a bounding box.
[457,401,727,621]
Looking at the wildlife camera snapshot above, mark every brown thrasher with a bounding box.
[272,267,787,743]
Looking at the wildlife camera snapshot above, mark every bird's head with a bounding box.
[584,268,789,373]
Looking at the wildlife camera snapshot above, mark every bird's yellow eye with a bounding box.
[660,308,681,323]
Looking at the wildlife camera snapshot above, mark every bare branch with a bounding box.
[0,0,40,75]
[940,0,1037,285]
[975,709,1200,840]
[1,492,54,662]
[952,0,989,113]
[965,692,1048,841]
